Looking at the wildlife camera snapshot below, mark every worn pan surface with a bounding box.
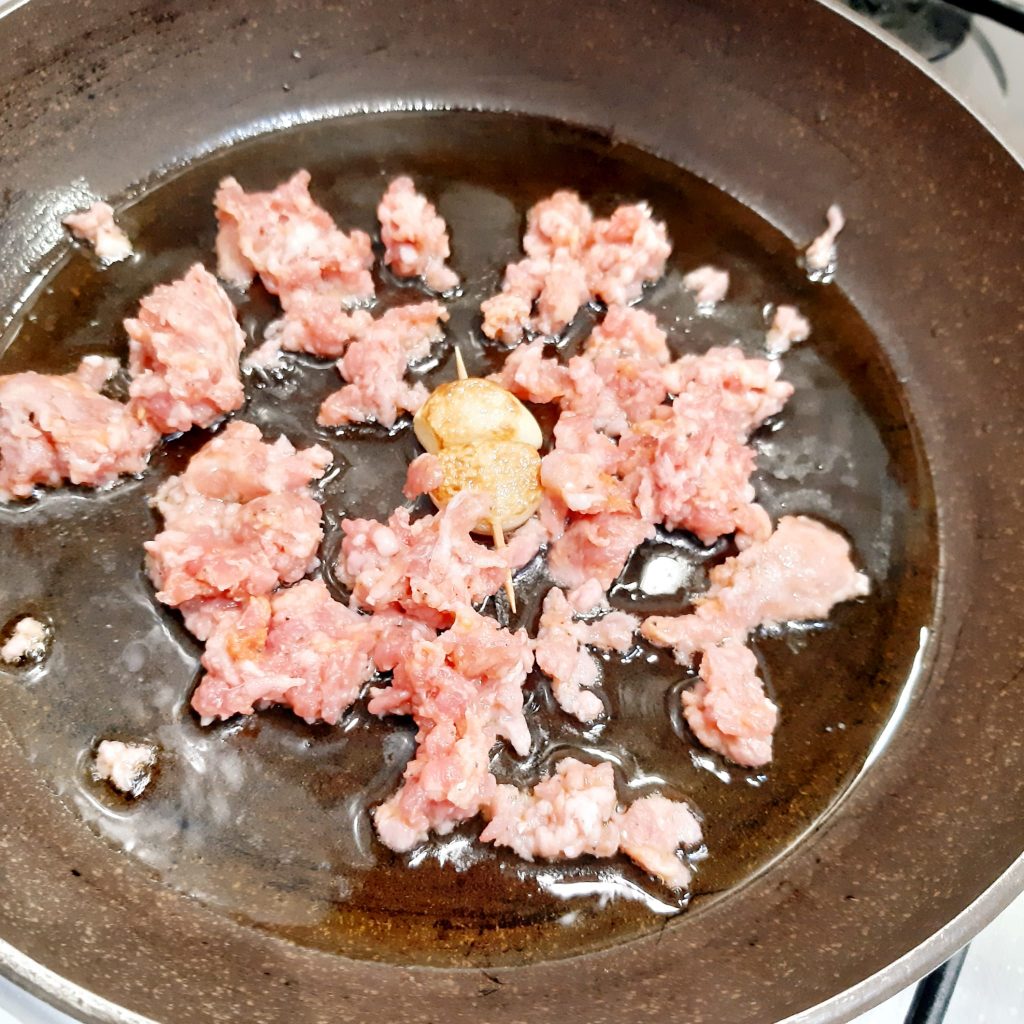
[0,1,1021,1022]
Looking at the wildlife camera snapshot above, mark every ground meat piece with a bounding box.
[317,301,447,428]
[369,606,533,851]
[338,490,542,629]
[191,580,379,724]
[377,176,459,292]
[583,306,670,364]
[523,190,592,260]
[481,194,671,345]
[403,451,445,499]
[683,641,778,767]
[539,414,629,515]
[534,587,638,722]
[532,253,591,336]
[765,305,811,357]
[146,422,330,631]
[663,346,793,436]
[682,265,730,307]
[63,202,133,263]
[214,171,374,351]
[125,264,246,434]
[480,289,534,346]
[481,757,701,888]
[168,420,331,504]
[0,357,157,501]
[489,340,569,404]
[584,202,671,306]
[642,515,870,664]
[548,510,654,592]
[93,740,155,797]
[616,793,703,889]
[1,617,49,663]
[264,300,374,360]
[617,396,770,545]
[804,203,845,277]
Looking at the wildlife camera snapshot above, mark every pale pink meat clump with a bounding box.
[584,202,671,306]
[683,640,778,767]
[534,587,638,722]
[125,264,246,434]
[191,580,380,724]
[369,606,534,851]
[378,176,459,292]
[0,356,157,501]
[804,203,846,276]
[642,515,870,664]
[481,758,701,888]
[145,421,331,637]
[214,170,374,356]
[481,192,670,344]
[317,301,448,428]
[583,305,670,364]
[682,265,730,307]
[63,202,133,263]
[338,490,543,629]
[765,305,811,357]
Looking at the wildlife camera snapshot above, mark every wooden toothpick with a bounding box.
[453,345,516,613]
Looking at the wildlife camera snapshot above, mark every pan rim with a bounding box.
[0,0,1021,1021]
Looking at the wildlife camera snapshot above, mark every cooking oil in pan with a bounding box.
[0,111,936,966]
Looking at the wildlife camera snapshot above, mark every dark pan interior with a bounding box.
[0,111,936,966]
[0,2,1021,1023]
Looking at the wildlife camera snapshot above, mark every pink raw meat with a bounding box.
[369,606,533,851]
[683,640,778,767]
[534,587,638,722]
[642,515,870,664]
[617,397,771,545]
[63,202,133,263]
[804,203,845,276]
[145,421,331,635]
[481,192,670,344]
[540,414,628,516]
[191,580,379,723]
[663,346,793,436]
[547,510,654,592]
[765,305,811,357]
[584,202,671,306]
[682,265,730,307]
[263,300,373,361]
[523,190,593,260]
[583,306,670,364]
[403,451,444,499]
[481,757,701,888]
[125,264,246,434]
[616,793,703,889]
[489,339,570,404]
[338,490,543,629]
[318,301,448,428]
[378,176,459,292]
[0,356,157,501]
[214,170,374,354]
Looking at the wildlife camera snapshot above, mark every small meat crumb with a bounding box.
[63,202,133,263]
[378,176,459,292]
[1,617,49,664]
[93,740,155,797]
[682,265,730,308]
[804,203,845,278]
[765,304,810,357]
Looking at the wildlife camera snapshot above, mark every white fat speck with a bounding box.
[1,617,49,664]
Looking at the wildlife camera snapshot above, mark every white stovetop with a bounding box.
[1,9,1021,1024]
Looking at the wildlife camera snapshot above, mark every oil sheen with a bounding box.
[0,111,937,966]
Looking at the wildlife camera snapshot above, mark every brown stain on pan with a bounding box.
[0,112,936,967]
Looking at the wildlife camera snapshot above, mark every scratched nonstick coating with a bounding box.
[0,111,935,966]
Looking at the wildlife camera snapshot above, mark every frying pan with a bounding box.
[0,0,1022,1021]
